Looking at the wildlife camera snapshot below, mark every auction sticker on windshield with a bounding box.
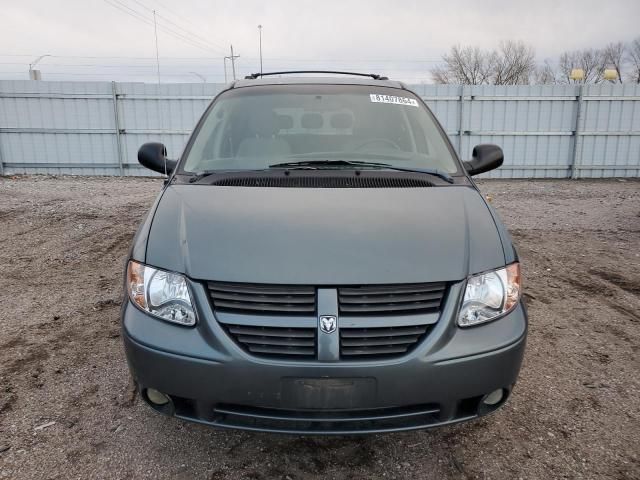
[370,94,419,107]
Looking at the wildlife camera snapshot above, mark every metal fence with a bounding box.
[1,80,639,178]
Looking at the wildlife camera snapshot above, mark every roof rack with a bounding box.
[244,70,389,80]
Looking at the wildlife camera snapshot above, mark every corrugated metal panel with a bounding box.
[0,80,117,175]
[0,80,639,178]
[116,82,217,171]
[457,85,579,178]
[575,84,640,178]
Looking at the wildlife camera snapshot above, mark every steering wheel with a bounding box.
[353,138,401,152]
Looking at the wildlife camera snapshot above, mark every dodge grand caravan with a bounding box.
[122,71,527,434]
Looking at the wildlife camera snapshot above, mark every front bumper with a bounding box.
[121,281,527,434]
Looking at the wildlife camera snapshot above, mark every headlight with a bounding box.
[126,260,196,326]
[458,263,521,327]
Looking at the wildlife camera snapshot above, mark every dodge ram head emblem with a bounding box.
[319,315,337,334]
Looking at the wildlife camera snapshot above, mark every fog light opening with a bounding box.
[477,388,509,416]
[483,389,504,406]
[146,388,170,406]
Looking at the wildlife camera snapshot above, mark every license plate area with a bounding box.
[280,377,377,409]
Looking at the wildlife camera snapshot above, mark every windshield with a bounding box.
[181,85,460,174]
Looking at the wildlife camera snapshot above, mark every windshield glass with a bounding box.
[181,85,459,174]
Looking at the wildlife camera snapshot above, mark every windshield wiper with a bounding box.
[269,160,454,183]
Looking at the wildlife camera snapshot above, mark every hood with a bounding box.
[145,184,506,284]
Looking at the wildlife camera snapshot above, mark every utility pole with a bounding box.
[228,44,239,80]
[153,10,161,84]
[258,25,263,75]
[224,46,239,82]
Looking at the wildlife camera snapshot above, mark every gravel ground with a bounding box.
[0,176,638,480]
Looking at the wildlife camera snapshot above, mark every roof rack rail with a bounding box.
[244,70,389,80]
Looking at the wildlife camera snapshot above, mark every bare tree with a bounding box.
[602,42,625,83]
[627,37,640,83]
[430,65,453,84]
[431,40,640,85]
[430,45,494,85]
[558,48,604,84]
[534,60,558,84]
[491,40,536,85]
[431,42,536,85]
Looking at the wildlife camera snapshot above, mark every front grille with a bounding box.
[208,282,316,315]
[340,325,432,358]
[209,281,446,361]
[338,282,446,315]
[211,176,434,188]
[225,324,316,358]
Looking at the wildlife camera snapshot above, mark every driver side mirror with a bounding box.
[463,144,504,176]
[138,142,177,175]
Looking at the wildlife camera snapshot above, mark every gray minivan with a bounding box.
[122,72,527,434]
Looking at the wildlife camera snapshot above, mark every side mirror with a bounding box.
[463,144,504,176]
[138,142,177,175]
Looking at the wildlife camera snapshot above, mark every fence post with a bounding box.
[570,84,584,179]
[111,81,124,176]
[458,85,466,156]
[0,132,4,176]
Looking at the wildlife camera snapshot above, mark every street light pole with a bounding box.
[28,54,51,80]
[258,25,263,75]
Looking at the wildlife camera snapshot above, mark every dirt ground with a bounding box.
[0,176,638,480]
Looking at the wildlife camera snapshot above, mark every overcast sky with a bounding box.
[1,0,639,83]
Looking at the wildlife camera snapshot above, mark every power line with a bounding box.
[147,0,204,31]
[129,0,228,52]
[113,0,226,53]
[0,61,441,70]
[0,53,442,63]
[103,0,225,54]
[107,0,220,53]
[0,70,230,77]
[0,54,225,60]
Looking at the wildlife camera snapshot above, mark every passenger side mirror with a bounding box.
[463,144,504,176]
[138,142,177,175]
